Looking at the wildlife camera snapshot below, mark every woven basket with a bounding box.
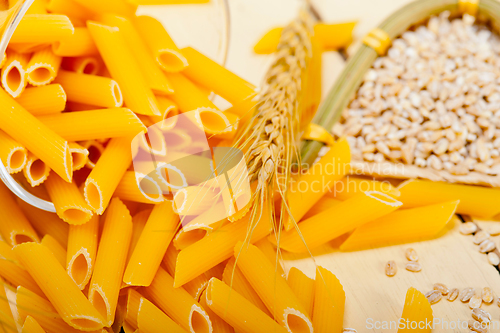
[301,0,500,187]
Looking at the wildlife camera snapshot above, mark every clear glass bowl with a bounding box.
[0,0,230,212]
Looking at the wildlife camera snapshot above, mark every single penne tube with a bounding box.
[80,140,105,169]
[125,209,150,266]
[26,46,62,86]
[287,267,314,318]
[66,215,99,290]
[197,108,238,139]
[148,95,178,127]
[276,191,402,253]
[87,21,161,116]
[313,266,345,333]
[253,27,282,54]
[0,130,27,173]
[84,137,134,214]
[0,183,39,245]
[15,84,66,116]
[69,142,88,171]
[13,243,106,331]
[11,14,74,44]
[73,0,136,17]
[301,34,321,125]
[173,214,227,251]
[53,70,123,107]
[142,267,213,333]
[0,85,72,181]
[41,234,67,267]
[198,289,233,333]
[254,238,284,277]
[88,198,132,326]
[205,278,287,333]
[398,179,500,218]
[0,241,45,297]
[100,14,173,95]
[222,258,271,317]
[45,172,94,225]
[137,125,167,157]
[21,315,46,333]
[234,242,313,333]
[1,50,30,97]
[328,176,401,200]
[52,27,99,57]
[181,47,256,105]
[16,286,88,333]
[62,56,101,75]
[340,200,459,251]
[17,200,69,247]
[23,152,50,187]
[133,16,187,72]
[0,278,17,333]
[26,0,48,14]
[123,202,179,286]
[165,72,217,112]
[174,208,271,287]
[126,289,188,333]
[301,197,342,220]
[7,43,47,54]
[114,171,164,204]
[284,138,351,231]
[172,183,218,216]
[399,287,433,332]
[38,108,145,141]
[46,0,97,21]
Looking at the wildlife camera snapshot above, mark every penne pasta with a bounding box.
[17,200,69,248]
[301,34,321,125]
[1,50,30,97]
[53,69,122,107]
[0,278,17,333]
[67,215,99,290]
[124,201,179,286]
[84,136,134,214]
[398,287,433,333]
[45,172,93,225]
[222,258,271,317]
[328,176,400,200]
[73,0,136,17]
[197,108,238,139]
[125,209,150,266]
[23,153,50,187]
[174,208,271,287]
[13,243,106,331]
[87,21,161,116]
[52,27,99,57]
[0,183,39,245]
[284,138,351,231]
[125,289,187,333]
[38,108,146,141]
[26,46,62,86]
[148,95,178,127]
[0,130,27,174]
[11,14,75,44]
[198,289,233,333]
[46,0,97,21]
[134,16,187,72]
[114,171,164,204]
[15,84,66,116]
[287,267,314,318]
[205,278,287,333]
[100,14,173,95]
[80,140,105,169]
[21,316,46,333]
[181,47,256,105]
[301,196,342,220]
[16,286,88,333]
[137,125,167,157]
[234,242,313,333]
[142,267,213,333]
[398,179,500,218]
[69,142,89,171]
[88,198,132,326]
[26,0,47,14]
[8,43,47,54]
[0,87,72,181]
[254,238,284,277]
[62,56,101,75]
[165,72,217,112]
[340,201,459,251]
[0,241,45,297]
[313,266,345,333]
[276,191,403,253]
[252,27,282,54]
[41,234,67,267]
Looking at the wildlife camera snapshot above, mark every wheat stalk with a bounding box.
[240,9,313,211]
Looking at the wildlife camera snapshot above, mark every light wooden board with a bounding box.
[282,216,500,332]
